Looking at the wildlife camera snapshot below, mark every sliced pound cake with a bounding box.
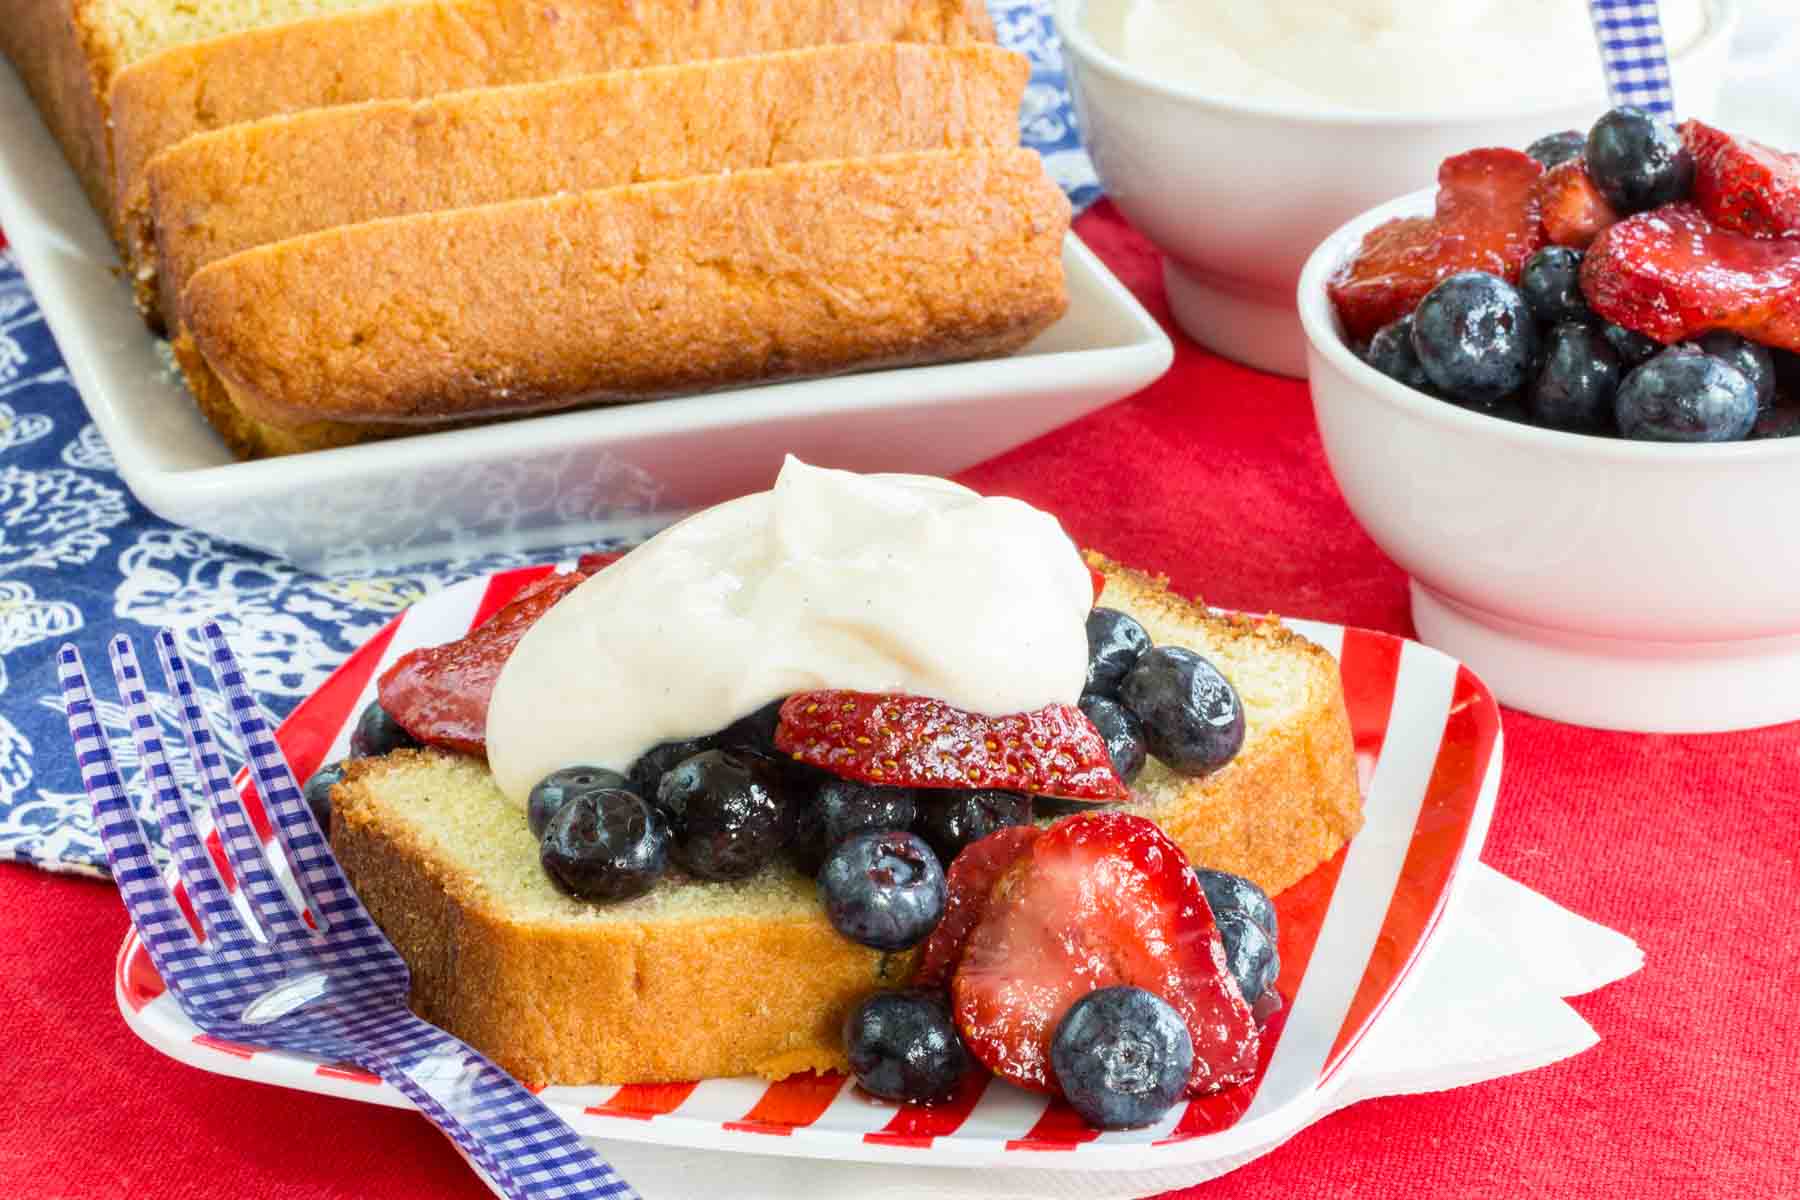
[105,0,994,292]
[330,555,1361,1087]
[178,148,1071,452]
[136,42,1028,339]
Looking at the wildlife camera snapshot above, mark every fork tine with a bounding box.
[108,634,244,947]
[194,622,367,930]
[58,644,206,981]
[153,630,312,945]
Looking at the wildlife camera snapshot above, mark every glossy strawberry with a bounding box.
[575,549,629,574]
[951,812,1258,1097]
[1582,204,1800,351]
[1683,120,1800,238]
[774,692,1129,802]
[912,824,1042,990]
[1536,159,1621,250]
[1087,563,1108,605]
[1329,148,1546,342]
[377,569,595,755]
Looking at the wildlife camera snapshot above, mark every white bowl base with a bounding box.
[1163,259,1307,379]
[1411,581,1800,734]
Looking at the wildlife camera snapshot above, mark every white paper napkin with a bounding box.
[545,863,1641,1200]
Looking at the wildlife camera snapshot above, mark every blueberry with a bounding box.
[1192,867,1277,942]
[844,990,969,1103]
[1599,321,1661,368]
[1615,348,1758,442]
[348,701,418,759]
[1411,272,1538,404]
[1528,322,1622,432]
[539,787,669,902]
[1695,331,1776,411]
[1118,646,1245,776]
[1519,247,1590,326]
[792,779,918,874]
[717,698,785,756]
[1215,911,1281,1005]
[1363,313,1434,394]
[1753,403,1800,439]
[1078,694,1147,785]
[655,749,794,880]
[302,760,346,831]
[1050,987,1193,1130]
[627,735,718,798]
[527,765,632,839]
[1084,607,1152,698]
[1459,392,1533,425]
[1585,106,1693,214]
[1525,129,1587,169]
[819,830,946,950]
[912,789,1032,866]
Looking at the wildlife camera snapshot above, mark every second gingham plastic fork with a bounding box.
[59,622,639,1200]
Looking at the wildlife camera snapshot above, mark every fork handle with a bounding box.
[362,1021,638,1200]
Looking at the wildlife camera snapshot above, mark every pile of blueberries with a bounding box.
[1363,106,1796,443]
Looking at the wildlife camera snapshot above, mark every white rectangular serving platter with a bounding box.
[0,64,1172,573]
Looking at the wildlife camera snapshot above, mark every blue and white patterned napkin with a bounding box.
[994,0,1102,212]
[0,0,1097,877]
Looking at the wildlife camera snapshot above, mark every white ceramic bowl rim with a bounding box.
[1297,182,1800,466]
[1054,0,1735,128]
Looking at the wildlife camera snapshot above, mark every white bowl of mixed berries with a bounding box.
[1298,107,1800,733]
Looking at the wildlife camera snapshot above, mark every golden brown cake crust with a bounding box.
[0,0,120,232]
[171,333,422,458]
[332,559,1362,1087]
[180,148,1071,431]
[107,0,996,278]
[138,42,1027,340]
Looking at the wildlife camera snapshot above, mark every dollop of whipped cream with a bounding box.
[1083,0,1707,113]
[486,458,1093,809]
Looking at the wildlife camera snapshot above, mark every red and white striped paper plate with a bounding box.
[116,565,1503,1170]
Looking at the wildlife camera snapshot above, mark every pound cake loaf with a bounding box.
[136,42,1028,333]
[179,148,1071,442]
[330,555,1362,1087]
[106,0,994,282]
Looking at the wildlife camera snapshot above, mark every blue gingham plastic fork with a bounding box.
[59,623,639,1200]
[1588,0,1677,116]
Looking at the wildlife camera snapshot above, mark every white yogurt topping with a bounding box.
[486,458,1094,810]
[1082,0,1708,113]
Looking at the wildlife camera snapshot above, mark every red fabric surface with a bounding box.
[3,203,1796,1198]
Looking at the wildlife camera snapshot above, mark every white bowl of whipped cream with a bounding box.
[1057,0,1737,378]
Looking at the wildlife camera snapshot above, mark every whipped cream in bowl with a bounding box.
[1079,0,1709,116]
[486,457,1094,810]
[1053,0,1735,378]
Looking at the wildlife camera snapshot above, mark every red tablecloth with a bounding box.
[2,204,1794,1199]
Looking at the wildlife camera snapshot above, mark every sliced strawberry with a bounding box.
[1683,120,1800,238]
[575,549,629,574]
[1582,203,1800,350]
[1329,148,1546,342]
[774,692,1128,802]
[377,569,595,755]
[951,812,1257,1097]
[1087,563,1107,605]
[912,824,1042,991]
[1536,159,1620,249]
